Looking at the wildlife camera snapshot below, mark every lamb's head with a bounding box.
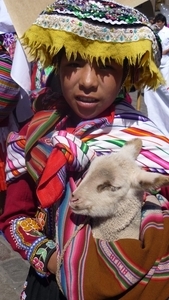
[70,138,169,217]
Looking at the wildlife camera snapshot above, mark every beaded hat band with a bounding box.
[21,0,163,90]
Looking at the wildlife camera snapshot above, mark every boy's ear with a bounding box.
[133,170,169,191]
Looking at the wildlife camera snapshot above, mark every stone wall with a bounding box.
[150,0,169,12]
[137,1,169,17]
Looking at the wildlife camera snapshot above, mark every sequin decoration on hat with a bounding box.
[22,0,164,90]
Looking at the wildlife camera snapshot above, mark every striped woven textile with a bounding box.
[5,99,169,299]
[0,50,19,192]
[56,182,169,300]
[6,100,169,207]
[0,52,19,122]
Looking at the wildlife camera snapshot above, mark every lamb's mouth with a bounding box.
[70,204,84,211]
[70,204,91,214]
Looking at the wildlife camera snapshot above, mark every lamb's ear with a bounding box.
[134,170,169,190]
[120,138,142,160]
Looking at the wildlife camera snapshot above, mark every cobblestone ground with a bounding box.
[0,234,29,300]
[0,91,147,300]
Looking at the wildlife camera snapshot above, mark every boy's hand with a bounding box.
[47,251,57,274]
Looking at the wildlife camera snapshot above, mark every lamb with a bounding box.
[70,138,169,241]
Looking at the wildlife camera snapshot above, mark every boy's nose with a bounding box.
[79,64,98,90]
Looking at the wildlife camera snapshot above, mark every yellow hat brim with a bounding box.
[22,26,164,90]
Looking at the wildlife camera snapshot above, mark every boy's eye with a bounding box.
[67,58,85,68]
[98,62,115,70]
[100,64,114,70]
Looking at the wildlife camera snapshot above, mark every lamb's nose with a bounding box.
[71,194,79,202]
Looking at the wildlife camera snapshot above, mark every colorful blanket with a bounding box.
[6,101,169,204]
[5,99,169,299]
[58,184,169,300]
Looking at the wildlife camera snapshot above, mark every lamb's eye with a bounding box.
[97,181,112,192]
[97,182,121,192]
[111,186,121,192]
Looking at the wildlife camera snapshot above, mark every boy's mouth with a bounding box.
[77,96,98,103]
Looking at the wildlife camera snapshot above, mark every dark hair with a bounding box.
[149,17,155,24]
[154,13,167,26]
[0,35,7,54]
[52,47,65,67]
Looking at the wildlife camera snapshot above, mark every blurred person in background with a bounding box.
[144,13,169,136]
[0,35,20,214]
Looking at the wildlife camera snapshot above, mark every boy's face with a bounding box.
[155,20,165,30]
[59,53,123,119]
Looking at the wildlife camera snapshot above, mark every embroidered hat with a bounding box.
[21,0,163,90]
[3,0,148,37]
